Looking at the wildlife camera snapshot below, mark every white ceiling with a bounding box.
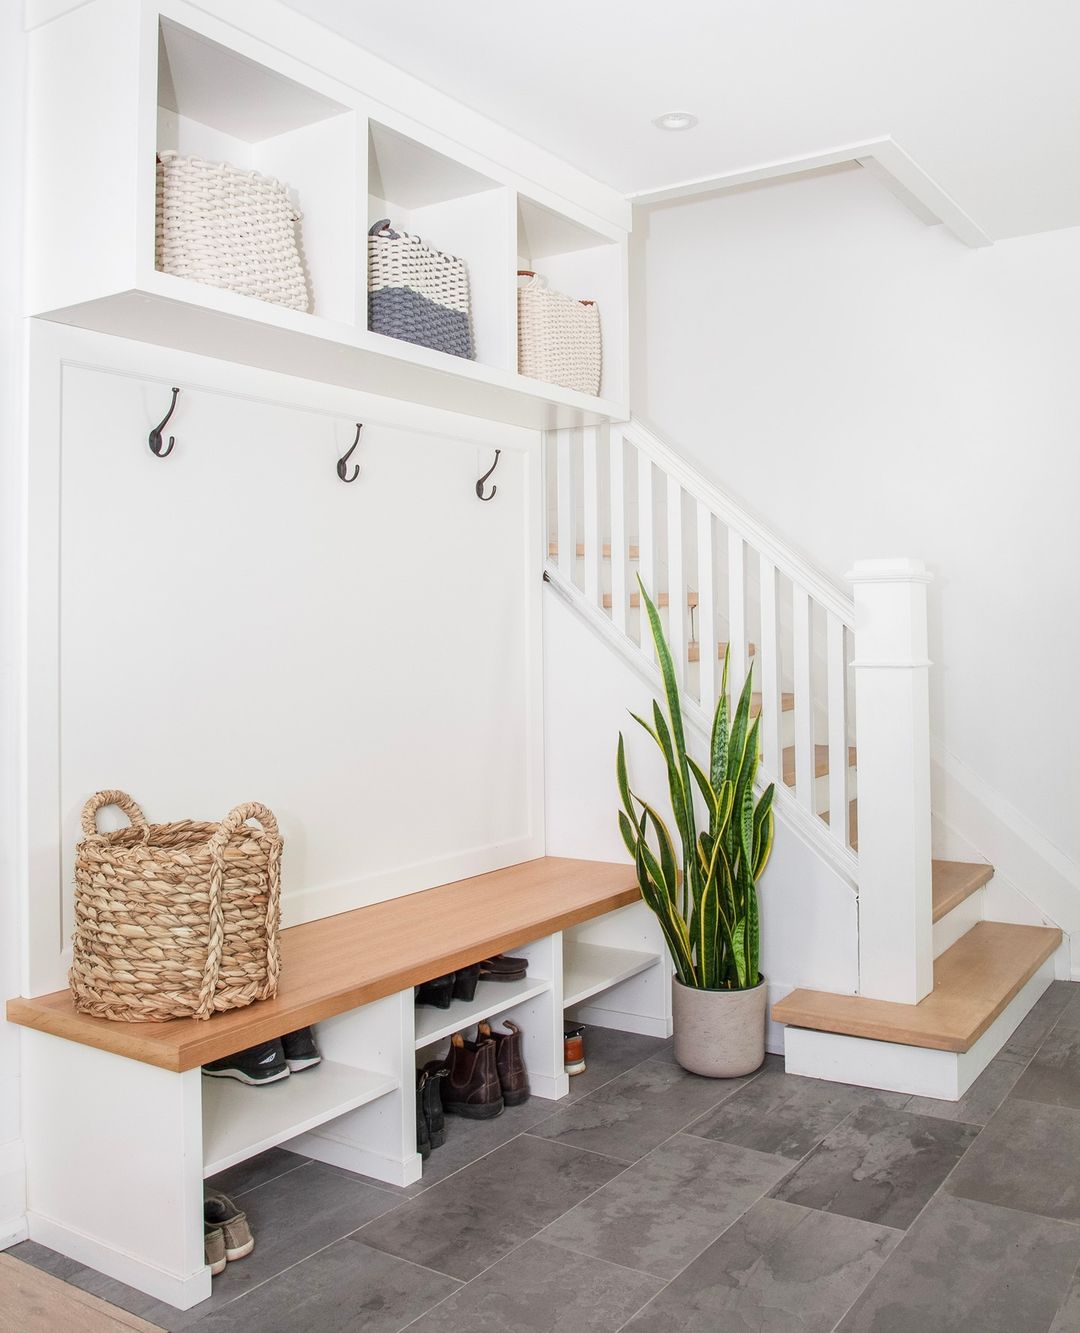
[279,0,1080,242]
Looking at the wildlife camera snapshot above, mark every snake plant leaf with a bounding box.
[710,649,731,789]
[726,662,757,785]
[618,810,638,861]
[687,755,719,825]
[746,870,761,984]
[698,875,720,988]
[616,734,636,823]
[637,794,680,914]
[730,918,748,989]
[633,826,693,984]
[752,783,776,875]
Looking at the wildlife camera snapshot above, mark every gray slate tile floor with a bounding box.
[9,981,1080,1332]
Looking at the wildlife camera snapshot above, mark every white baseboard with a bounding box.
[0,1217,27,1249]
[0,1139,25,1249]
[286,1129,424,1188]
[566,1003,671,1039]
[27,1211,211,1310]
[782,959,1053,1100]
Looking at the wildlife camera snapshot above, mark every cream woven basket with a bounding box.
[70,791,283,1023]
[517,273,602,396]
[156,151,310,312]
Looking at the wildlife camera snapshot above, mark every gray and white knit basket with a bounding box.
[156,151,310,312]
[517,274,601,396]
[367,220,474,360]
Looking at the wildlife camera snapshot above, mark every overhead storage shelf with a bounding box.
[28,3,630,430]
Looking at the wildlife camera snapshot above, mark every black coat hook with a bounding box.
[148,387,179,458]
[337,423,363,483]
[476,449,501,501]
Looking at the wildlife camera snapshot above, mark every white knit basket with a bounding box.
[517,274,601,396]
[156,152,310,313]
[367,220,474,359]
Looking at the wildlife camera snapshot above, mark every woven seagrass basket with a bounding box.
[70,791,283,1023]
[368,219,474,359]
[517,272,601,396]
[156,151,310,312]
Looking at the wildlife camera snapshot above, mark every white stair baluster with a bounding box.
[827,611,849,847]
[637,450,655,610]
[793,586,814,809]
[556,427,574,584]
[696,500,716,718]
[608,428,628,634]
[727,528,746,700]
[758,556,782,782]
[582,426,600,608]
[666,480,685,687]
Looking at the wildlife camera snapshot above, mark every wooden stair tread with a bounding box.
[772,921,1062,1053]
[687,641,758,663]
[603,591,698,609]
[5,857,638,1073]
[932,860,994,923]
[549,542,640,559]
[782,744,857,784]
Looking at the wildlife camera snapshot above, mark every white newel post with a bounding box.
[848,558,934,1004]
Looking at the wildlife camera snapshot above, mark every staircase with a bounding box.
[544,416,1063,1101]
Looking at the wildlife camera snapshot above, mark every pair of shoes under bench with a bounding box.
[202,1027,321,1085]
[204,1189,253,1272]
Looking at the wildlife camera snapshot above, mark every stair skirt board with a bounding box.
[782,957,1056,1101]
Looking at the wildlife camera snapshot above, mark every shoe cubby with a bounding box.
[155,17,362,325]
[367,120,516,372]
[562,904,667,1039]
[516,195,628,403]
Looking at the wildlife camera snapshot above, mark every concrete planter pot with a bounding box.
[672,975,767,1078]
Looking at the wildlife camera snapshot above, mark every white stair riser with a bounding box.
[933,887,986,959]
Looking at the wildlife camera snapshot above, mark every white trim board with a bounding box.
[627,137,992,250]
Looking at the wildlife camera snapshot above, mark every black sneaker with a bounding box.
[202,1040,290,1086]
[281,1027,322,1073]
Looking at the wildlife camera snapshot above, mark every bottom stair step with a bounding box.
[772,921,1062,1053]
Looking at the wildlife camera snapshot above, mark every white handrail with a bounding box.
[623,418,855,628]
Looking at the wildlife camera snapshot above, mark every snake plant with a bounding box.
[617,577,776,990]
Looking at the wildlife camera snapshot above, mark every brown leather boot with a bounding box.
[442,1032,504,1119]
[478,1020,530,1106]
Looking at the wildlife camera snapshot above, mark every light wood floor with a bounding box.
[0,1253,162,1333]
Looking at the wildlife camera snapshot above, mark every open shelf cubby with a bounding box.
[368,121,516,372]
[156,17,362,325]
[516,195,626,403]
[202,1061,397,1177]
[562,941,661,1009]
[414,975,552,1049]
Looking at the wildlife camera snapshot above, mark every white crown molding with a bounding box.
[627,136,993,250]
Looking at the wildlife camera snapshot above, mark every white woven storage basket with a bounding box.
[517,273,601,396]
[368,219,474,359]
[156,151,310,312]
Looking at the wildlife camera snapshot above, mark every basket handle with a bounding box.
[369,218,399,239]
[196,803,283,1020]
[80,790,149,840]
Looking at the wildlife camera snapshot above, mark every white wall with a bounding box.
[0,0,27,1244]
[24,323,544,996]
[631,166,1080,936]
[543,588,859,1051]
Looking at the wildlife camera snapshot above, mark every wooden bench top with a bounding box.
[6,856,638,1072]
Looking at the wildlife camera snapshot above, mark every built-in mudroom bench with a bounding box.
[7,856,668,1310]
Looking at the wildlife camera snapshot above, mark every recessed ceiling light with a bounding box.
[652,111,698,132]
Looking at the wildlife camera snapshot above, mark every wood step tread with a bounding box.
[549,542,640,559]
[772,921,1062,1053]
[782,744,857,784]
[932,860,994,922]
[603,591,699,609]
[687,641,758,663]
[6,857,638,1073]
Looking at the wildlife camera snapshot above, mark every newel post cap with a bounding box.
[845,557,934,585]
